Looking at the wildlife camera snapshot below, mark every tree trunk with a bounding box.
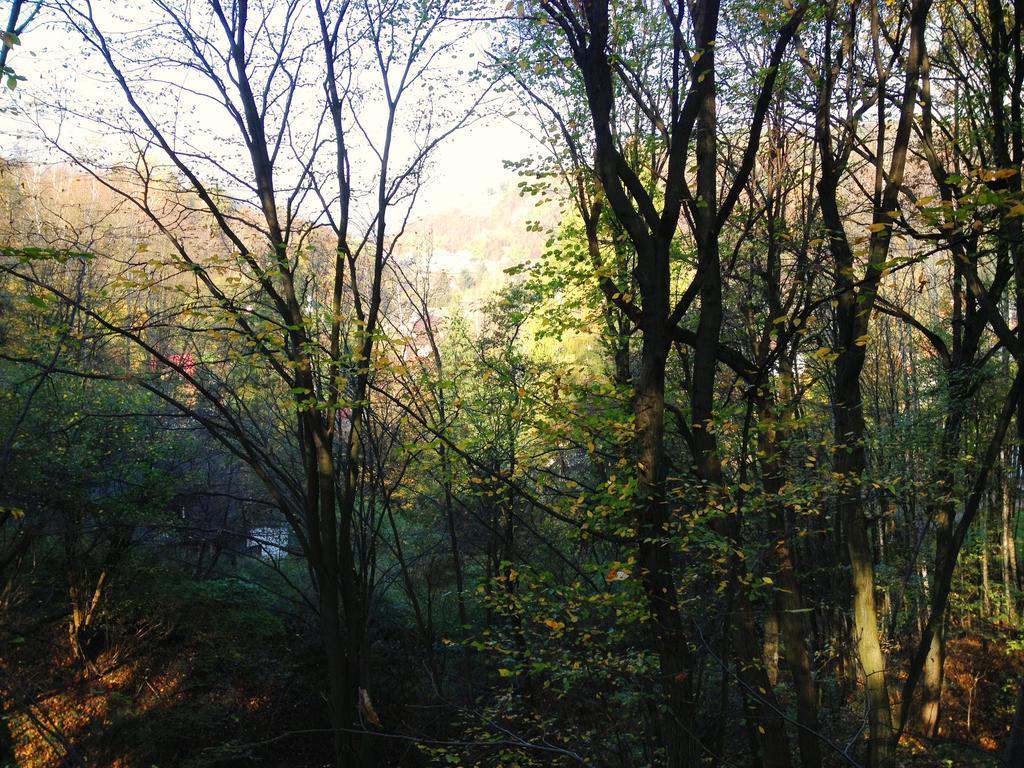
[982,502,992,617]
[758,393,822,768]
[915,465,956,737]
[1003,469,1018,622]
[634,331,699,768]
[1013,472,1021,591]
[689,23,791,763]
[1006,677,1024,767]
[834,363,895,767]
[813,0,931,758]
[763,614,780,687]
[914,625,944,737]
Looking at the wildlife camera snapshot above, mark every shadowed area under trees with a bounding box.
[1,0,1024,766]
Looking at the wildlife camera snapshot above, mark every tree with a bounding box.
[887,0,1024,739]
[498,1,808,764]
[4,0,485,762]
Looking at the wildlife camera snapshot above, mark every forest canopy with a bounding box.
[1,0,1024,766]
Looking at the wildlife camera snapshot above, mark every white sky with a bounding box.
[1,2,543,221]
[419,119,538,216]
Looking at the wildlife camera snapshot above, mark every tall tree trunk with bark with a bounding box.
[808,1,931,760]
[1004,463,1019,622]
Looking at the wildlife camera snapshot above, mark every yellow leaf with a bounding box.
[1007,203,1024,218]
[605,567,631,582]
[867,222,888,233]
[854,334,871,347]
[498,668,514,677]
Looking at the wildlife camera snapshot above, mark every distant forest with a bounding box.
[2,0,1024,766]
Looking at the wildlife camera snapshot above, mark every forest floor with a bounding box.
[2,570,333,768]
[3,594,1021,767]
[896,623,1022,767]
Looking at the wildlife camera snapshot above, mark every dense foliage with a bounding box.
[2,0,1024,766]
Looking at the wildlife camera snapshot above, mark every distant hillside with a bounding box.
[408,181,557,277]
